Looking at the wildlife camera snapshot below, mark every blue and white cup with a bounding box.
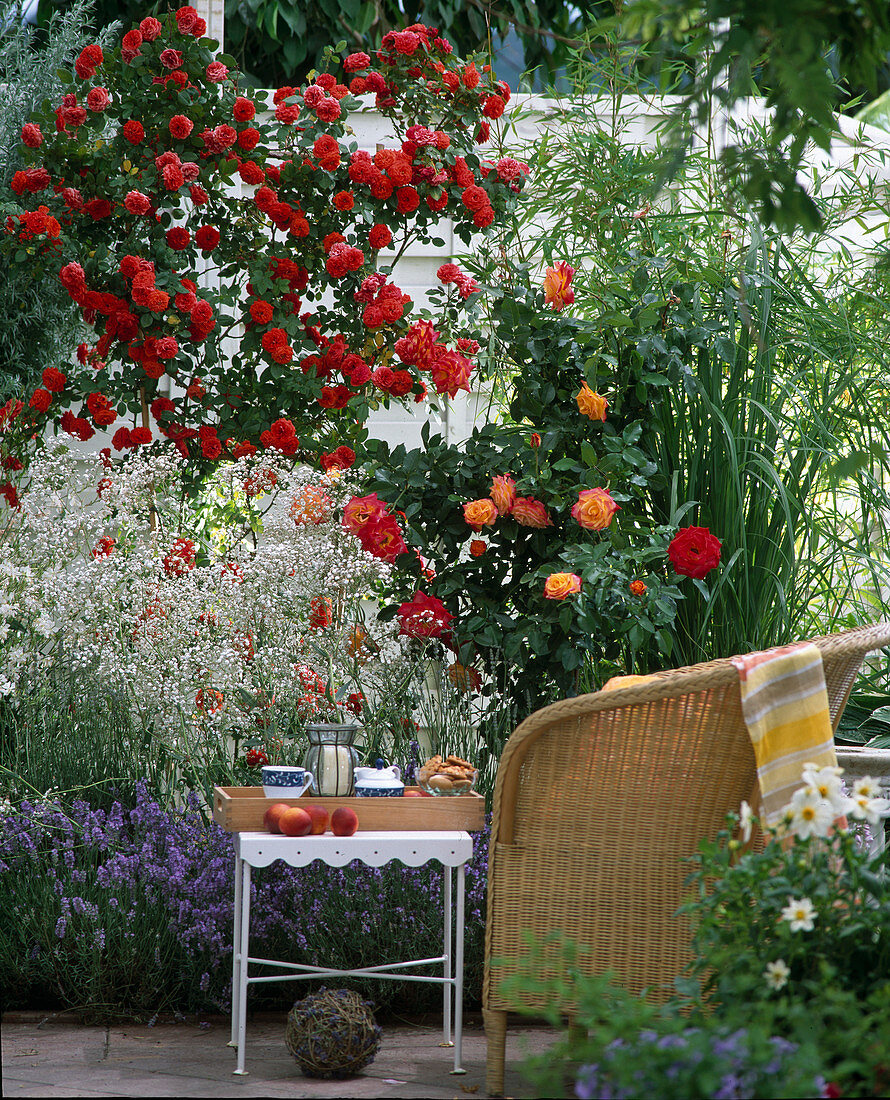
[262,765,314,799]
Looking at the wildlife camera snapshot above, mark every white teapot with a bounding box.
[353,759,404,797]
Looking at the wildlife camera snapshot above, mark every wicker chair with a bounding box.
[482,621,890,1096]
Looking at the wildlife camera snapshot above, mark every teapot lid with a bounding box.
[354,758,403,786]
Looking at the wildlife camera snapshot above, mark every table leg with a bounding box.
[451,861,466,1074]
[443,863,452,1047]
[233,862,251,1075]
[228,852,242,1049]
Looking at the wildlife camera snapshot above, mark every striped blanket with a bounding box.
[731,642,836,826]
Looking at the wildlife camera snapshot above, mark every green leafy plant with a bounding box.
[621,0,890,233]
[496,937,823,1099]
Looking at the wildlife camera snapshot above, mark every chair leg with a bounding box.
[483,1007,507,1096]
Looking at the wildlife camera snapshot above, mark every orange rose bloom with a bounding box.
[469,539,487,557]
[489,474,516,515]
[629,579,647,596]
[544,572,582,600]
[512,496,552,528]
[576,381,607,421]
[571,487,619,530]
[289,485,332,526]
[463,498,498,530]
[543,261,575,311]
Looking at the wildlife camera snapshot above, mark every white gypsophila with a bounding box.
[0,442,422,758]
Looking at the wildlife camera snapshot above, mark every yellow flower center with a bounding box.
[802,806,815,820]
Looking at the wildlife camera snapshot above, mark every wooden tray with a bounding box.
[212,786,486,833]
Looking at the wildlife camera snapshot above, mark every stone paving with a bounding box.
[1,1012,557,1098]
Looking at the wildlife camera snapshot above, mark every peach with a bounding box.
[263,802,292,834]
[279,806,312,837]
[331,806,359,836]
[304,805,330,835]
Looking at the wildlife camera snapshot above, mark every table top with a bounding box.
[235,830,474,868]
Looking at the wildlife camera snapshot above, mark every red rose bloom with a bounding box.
[319,445,355,472]
[358,514,407,562]
[166,226,190,250]
[332,190,354,211]
[159,49,184,70]
[195,225,220,252]
[86,87,110,112]
[316,97,341,122]
[482,94,506,119]
[237,127,260,151]
[233,96,256,121]
[259,417,299,455]
[29,388,52,413]
[397,591,453,639]
[396,186,420,214]
[175,5,199,33]
[122,119,144,144]
[86,392,117,427]
[124,190,151,215]
[249,300,274,324]
[42,367,66,392]
[169,114,194,140]
[667,526,722,579]
[206,61,228,83]
[344,52,371,71]
[140,16,162,40]
[368,224,392,250]
[21,123,42,147]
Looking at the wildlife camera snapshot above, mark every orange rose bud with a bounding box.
[511,496,553,528]
[544,572,582,600]
[489,474,516,515]
[529,432,541,448]
[463,498,498,531]
[576,381,607,421]
[571,487,619,531]
[629,579,647,596]
[469,539,487,557]
[447,661,482,692]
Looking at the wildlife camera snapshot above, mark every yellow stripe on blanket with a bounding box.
[731,642,837,825]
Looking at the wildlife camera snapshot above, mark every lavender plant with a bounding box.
[0,784,489,1019]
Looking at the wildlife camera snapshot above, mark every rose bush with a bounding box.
[0,8,526,473]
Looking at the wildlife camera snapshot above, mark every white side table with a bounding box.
[228,829,474,1076]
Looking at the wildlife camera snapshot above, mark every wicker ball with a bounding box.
[284,987,381,1079]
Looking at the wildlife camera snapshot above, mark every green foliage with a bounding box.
[460,51,890,675]
[683,811,890,1012]
[621,0,890,233]
[365,268,686,712]
[0,0,112,398]
[495,938,823,1099]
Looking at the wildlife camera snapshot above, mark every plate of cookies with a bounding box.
[417,754,478,796]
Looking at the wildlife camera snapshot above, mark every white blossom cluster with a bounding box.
[0,442,423,759]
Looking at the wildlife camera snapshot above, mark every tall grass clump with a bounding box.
[470,29,890,671]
